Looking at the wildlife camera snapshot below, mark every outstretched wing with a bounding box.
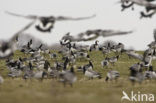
[154,29,156,41]
[55,14,96,21]
[5,11,38,20]
[101,30,133,37]
[10,20,36,43]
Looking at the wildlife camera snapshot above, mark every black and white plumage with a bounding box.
[108,55,120,65]
[144,66,156,79]
[129,63,145,84]
[83,67,102,79]
[0,21,35,59]
[82,61,94,71]
[59,66,77,87]
[120,0,156,18]
[105,70,120,81]
[101,57,109,68]
[60,29,133,42]
[6,11,96,33]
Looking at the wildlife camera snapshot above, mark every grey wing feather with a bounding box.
[154,29,156,41]
[55,14,96,21]
[5,11,37,20]
[101,30,133,37]
[10,20,36,42]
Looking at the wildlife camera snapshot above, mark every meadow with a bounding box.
[0,50,156,103]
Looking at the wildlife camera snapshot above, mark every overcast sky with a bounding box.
[0,0,156,50]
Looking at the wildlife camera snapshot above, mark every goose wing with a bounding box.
[55,14,96,21]
[5,11,38,20]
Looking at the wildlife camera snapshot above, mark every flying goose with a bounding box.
[120,0,156,18]
[60,29,133,42]
[6,11,96,33]
[0,21,35,59]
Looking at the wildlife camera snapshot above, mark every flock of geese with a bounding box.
[0,1,156,87]
[119,0,156,18]
[0,29,156,87]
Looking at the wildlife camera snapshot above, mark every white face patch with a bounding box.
[0,49,12,58]
[39,22,54,30]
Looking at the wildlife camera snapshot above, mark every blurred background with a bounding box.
[0,0,156,50]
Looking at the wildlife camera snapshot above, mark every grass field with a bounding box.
[0,51,156,103]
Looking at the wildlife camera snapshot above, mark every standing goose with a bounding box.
[59,66,77,87]
[6,11,96,33]
[101,57,109,68]
[82,61,94,71]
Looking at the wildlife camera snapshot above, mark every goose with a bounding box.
[105,70,120,81]
[0,75,4,84]
[89,40,99,51]
[82,61,94,71]
[77,29,133,42]
[144,66,156,79]
[49,67,60,78]
[129,63,145,84]
[148,29,156,48]
[33,71,48,80]
[59,66,77,87]
[83,67,102,79]
[108,55,120,65]
[6,11,96,33]
[8,69,22,78]
[0,21,35,59]
[126,50,152,68]
[120,0,156,18]
[44,60,50,71]
[101,57,109,68]
[112,43,125,54]
[76,52,90,60]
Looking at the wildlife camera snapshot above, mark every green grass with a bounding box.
[0,50,156,103]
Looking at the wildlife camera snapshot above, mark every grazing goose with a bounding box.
[83,67,102,79]
[105,70,120,81]
[108,55,120,65]
[0,75,4,84]
[101,57,109,68]
[144,66,156,79]
[6,11,96,33]
[59,66,77,87]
